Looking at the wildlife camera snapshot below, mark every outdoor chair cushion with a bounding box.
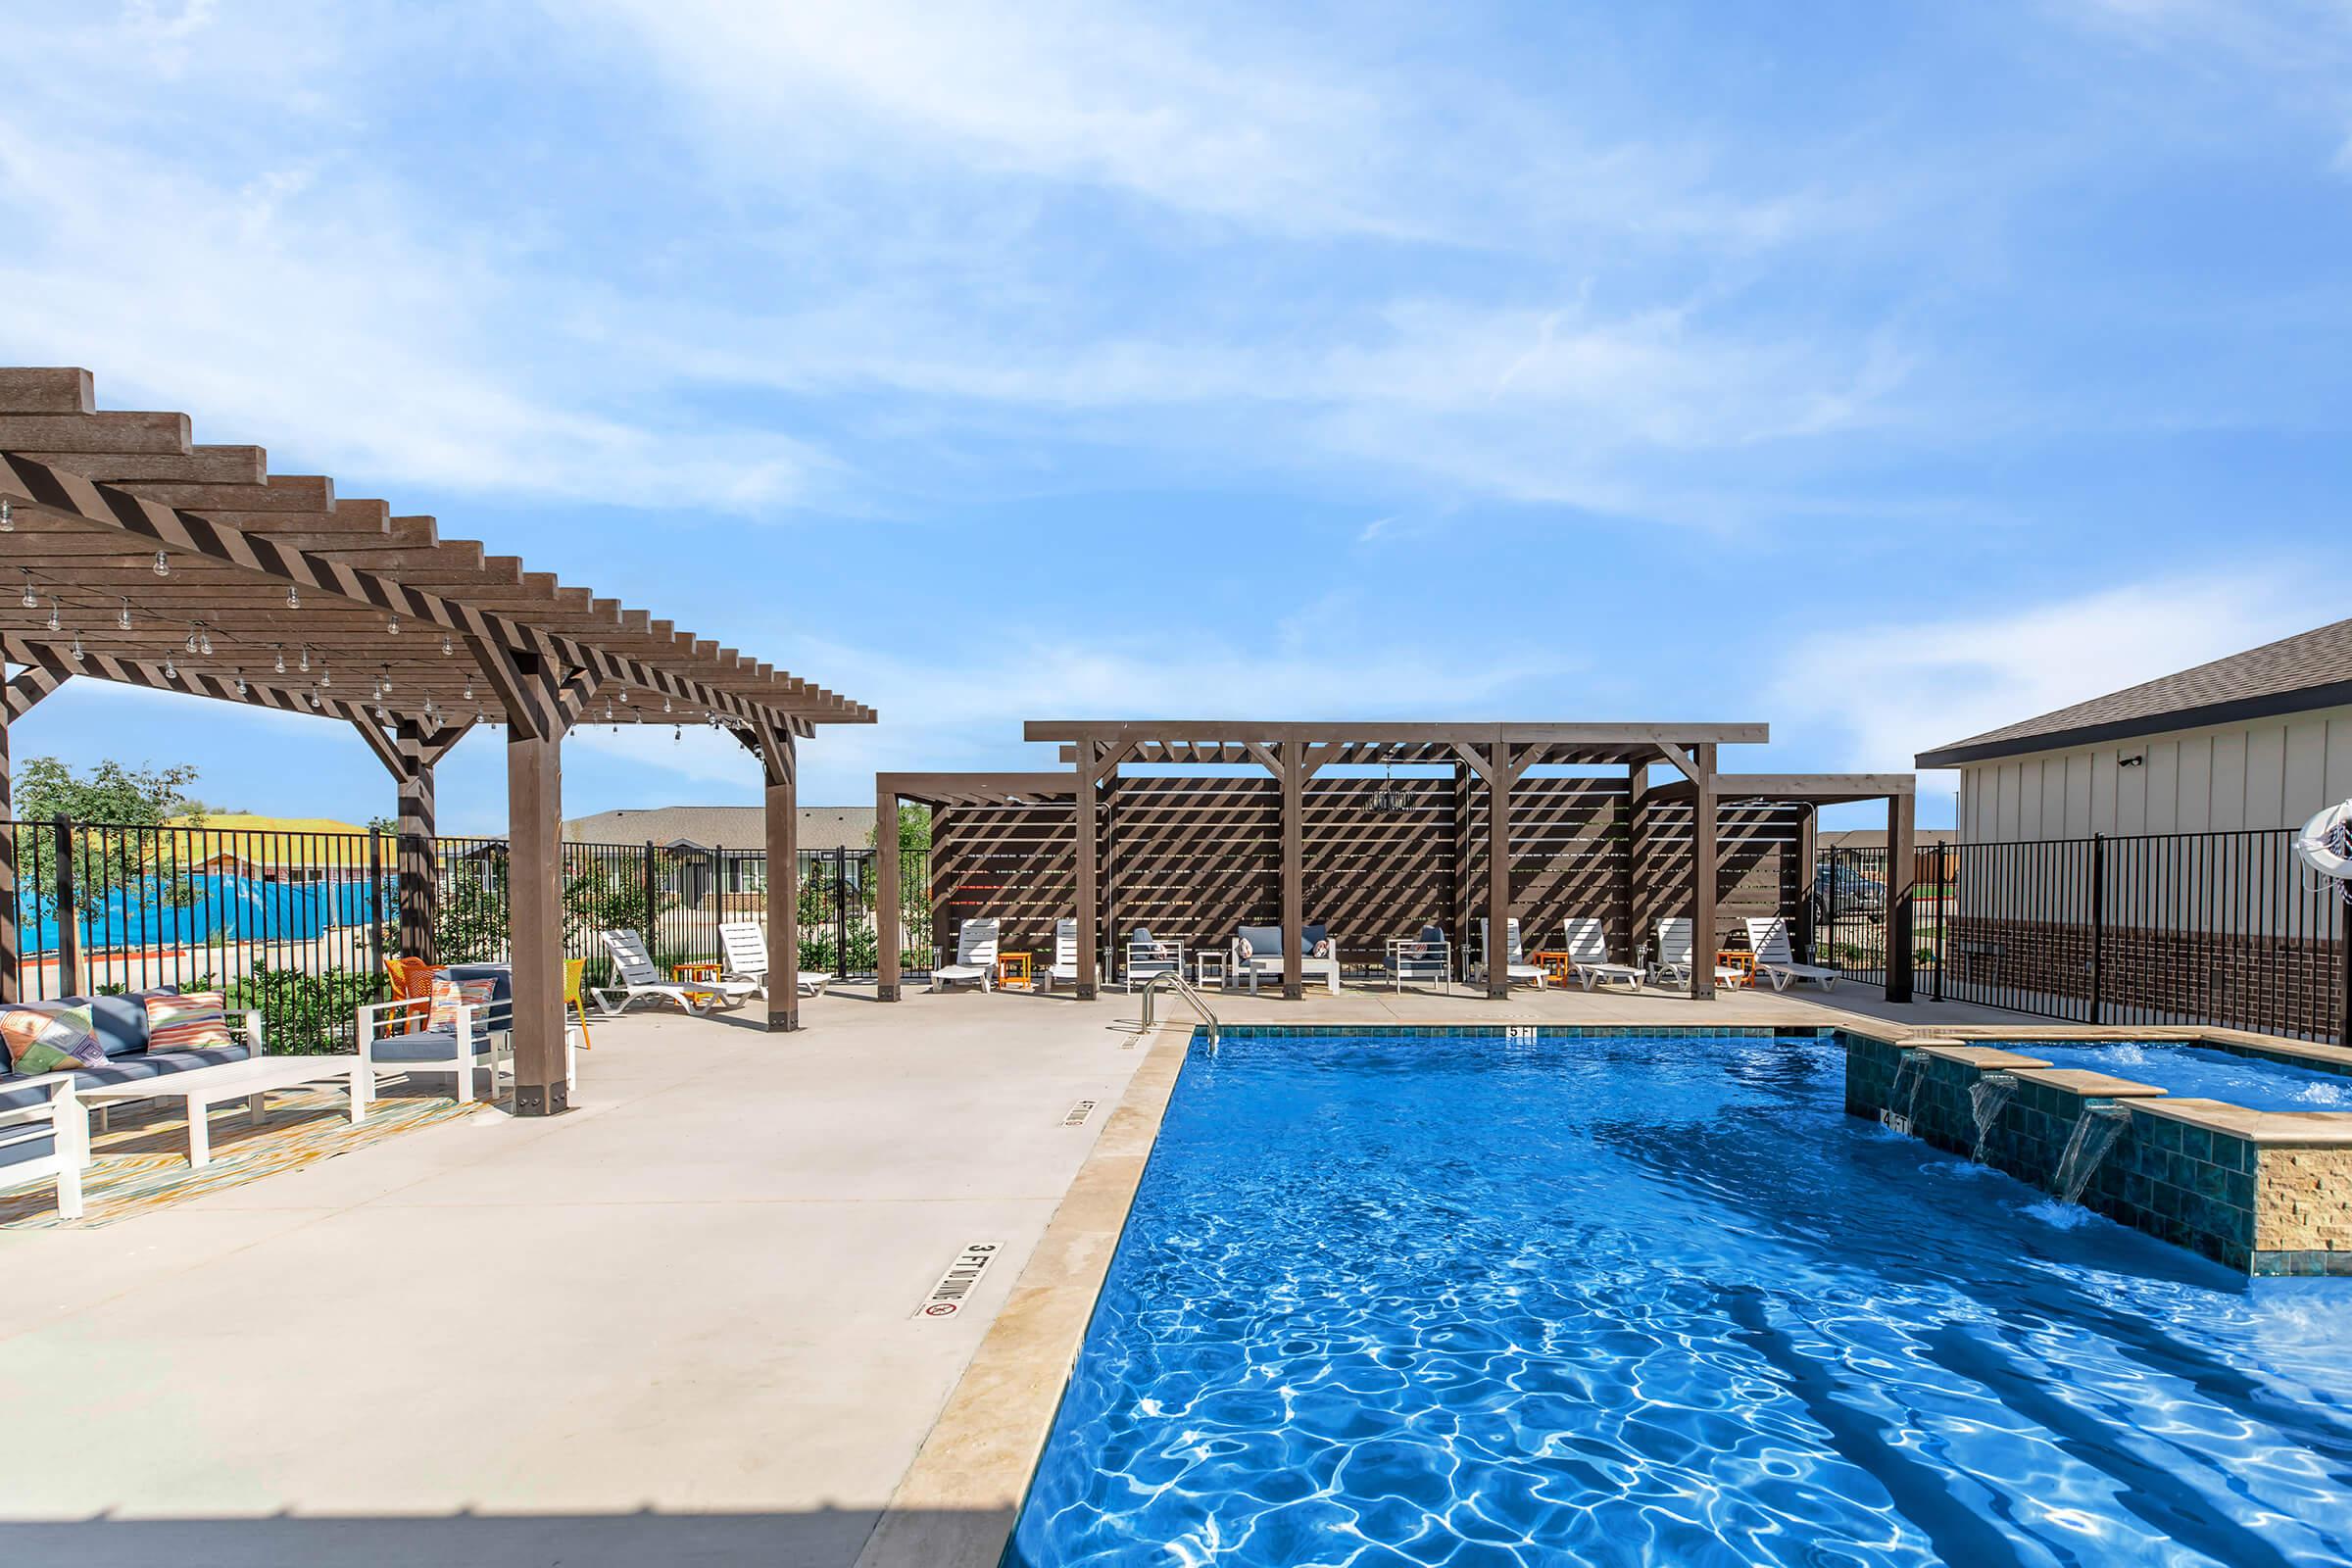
[145,990,231,1052]
[1237,925,1283,959]
[0,1128,58,1170]
[0,1005,105,1075]
[428,976,498,1032]
[447,964,514,1028]
[1301,924,1331,957]
[368,1028,491,1064]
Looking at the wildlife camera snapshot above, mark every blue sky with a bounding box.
[4,0,2347,832]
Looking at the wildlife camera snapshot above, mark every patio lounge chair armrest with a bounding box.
[222,1007,269,1056]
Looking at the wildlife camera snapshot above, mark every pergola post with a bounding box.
[1074,742,1102,1000]
[1886,792,1916,1004]
[396,721,436,959]
[760,725,800,1032]
[1281,739,1305,1001]
[1621,760,1646,971]
[1485,741,1510,1001]
[1794,807,1819,966]
[1690,743,1719,1001]
[876,781,902,1002]
[0,664,71,1004]
[507,722,565,1114]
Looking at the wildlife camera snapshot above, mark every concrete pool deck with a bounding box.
[0,978,2247,1565]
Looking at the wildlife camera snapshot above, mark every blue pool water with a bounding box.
[1008,1031,2352,1566]
[2014,1042,2352,1115]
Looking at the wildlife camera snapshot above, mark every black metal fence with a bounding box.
[1811,829,2351,1044]
[3,817,937,1051]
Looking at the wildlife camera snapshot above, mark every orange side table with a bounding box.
[672,959,725,1006]
[1716,951,1757,988]
[1533,950,1576,987]
[997,952,1033,992]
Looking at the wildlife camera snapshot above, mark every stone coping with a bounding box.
[2006,1067,2169,1099]
[2129,1096,2352,1148]
[1912,1044,2052,1070]
[855,1021,1191,1568]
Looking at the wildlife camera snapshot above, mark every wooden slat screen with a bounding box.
[1631,799,1806,960]
[1303,777,1455,964]
[1104,777,1279,954]
[929,801,1075,958]
[1454,778,1633,963]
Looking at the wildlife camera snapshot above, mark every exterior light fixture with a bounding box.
[233,672,248,698]
[164,656,177,679]
[44,599,60,633]
[287,585,300,609]
[199,628,212,656]
[185,627,201,655]
[69,632,84,664]
[464,678,475,702]
[440,634,454,657]
[1371,752,1412,814]
[0,499,12,531]
[118,597,132,630]
[386,614,400,635]
[153,551,171,576]
[318,664,331,689]
[19,570,34,609]
[273,645,287,674]
[662,695,672,714]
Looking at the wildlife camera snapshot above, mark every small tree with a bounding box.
[12,757,205,913]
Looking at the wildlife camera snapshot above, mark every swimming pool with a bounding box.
[1008,1030,2352,1566]
[2015,1041,2352,1115]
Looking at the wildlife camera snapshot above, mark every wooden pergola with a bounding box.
[874,721,1916,1003]
[0,368,872,1112]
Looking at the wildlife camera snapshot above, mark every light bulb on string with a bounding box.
[199,628,212,656]
[19,570,34,610]
[186,626,201,655]
[153,551,171,577]
[45,600,61,633]
[0,499,12,531]
[118,598,132,630]
[69,632,84,664]
[287,585,300,609]
[164,656,177,680]
[273,646,287,674]
[299,645,311,672]
[440,634,454,657]
[233,672,248,699]
[386,614,400,635]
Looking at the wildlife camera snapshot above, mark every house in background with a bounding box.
[1915,616,2352,1039]
[165,813,384,884]
[563,806,876,908]
[1916,615,2352,840]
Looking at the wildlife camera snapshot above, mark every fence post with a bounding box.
[1932,842,1945,1004]
[51,814,78,998]
[835,845,849,979]
[368,831,387,998]
[2339,906,2350,1051]
[642,841,659,959]
[2089,832,2106,1026]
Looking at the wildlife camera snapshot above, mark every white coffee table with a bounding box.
[77,1054,369,1168]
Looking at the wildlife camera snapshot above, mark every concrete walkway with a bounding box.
[0,978,1994,1566]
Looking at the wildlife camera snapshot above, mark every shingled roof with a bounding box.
[1916,616,2352,768]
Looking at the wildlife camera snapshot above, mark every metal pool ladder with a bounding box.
[1134,969,1221,1050]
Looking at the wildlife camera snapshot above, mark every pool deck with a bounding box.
[0,978,2293,1565]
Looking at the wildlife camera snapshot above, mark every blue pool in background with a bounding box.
[19,872,384,956]
[2011,1041,2352,1114]
[1008,1031,2352,1566]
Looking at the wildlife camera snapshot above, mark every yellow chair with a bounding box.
[564,957,593,1049]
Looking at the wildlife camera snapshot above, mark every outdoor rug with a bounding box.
[0,1080,501,1230]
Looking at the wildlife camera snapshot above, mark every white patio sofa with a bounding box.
[1231,923,1341,995]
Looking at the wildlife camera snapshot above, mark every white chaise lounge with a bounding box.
[1561,917,1643,993]
[1651,918,1743,993]
[1042,918,1084,992]
[595,928,758,1015]
[718,920,832,999]
[1744,915,1839,993]
[933,918,1000,993]
[1472,917,1546,991]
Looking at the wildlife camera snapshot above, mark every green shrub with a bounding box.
[228,965,380,1054]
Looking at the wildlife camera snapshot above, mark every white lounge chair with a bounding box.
[933,918,1000,993]
[1042,918,1084,992]
[718,920,831,999]
[1651,918,1743,993]
[1472,917,1545,990]
[1744,915,1839,993]
[594,928,757,1015]
[1124,929,1185,992]
[1561,917,1643,993]
[1384,925,1451,993]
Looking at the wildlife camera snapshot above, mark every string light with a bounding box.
[200,628,213,656]
[0,499,12,531]
[673,724,682,744]
[232,671,248,699]
[118,598,132,630]
[378,667,393,694]
[662,695,672,714]
[69,632,84,664]
[318,664,331,689]
[464,678,475,702]
[186,626,202,655]
[45,599,61,633]
[273,645,287,674]
[299,645,312,672]
[287,585,300,609]
[19,570,34,609]
[440,634,454,657]
[164,656,177,679]
[153,551,171,577]
[386,614,400,635]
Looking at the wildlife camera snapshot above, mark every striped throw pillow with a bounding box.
[0,1005,104,1074]
[428,976,498,1033]
[145,991,232,1052]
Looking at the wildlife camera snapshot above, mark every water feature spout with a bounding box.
[1883,1049,1928,1134]
[2051,1102,2133,1205]
[1969,1072,2020,1161]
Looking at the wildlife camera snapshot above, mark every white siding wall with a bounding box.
[1958,704,2352,844]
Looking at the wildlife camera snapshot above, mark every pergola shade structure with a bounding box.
[876,723,1916,1003]
[0,368,872,1111]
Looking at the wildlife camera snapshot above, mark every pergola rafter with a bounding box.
[1,366,873,1089]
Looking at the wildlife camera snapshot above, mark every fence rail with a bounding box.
[2,818,932,1052]
[1815,828,2351,1044]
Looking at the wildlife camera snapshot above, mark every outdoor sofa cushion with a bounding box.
[2,1005,106,1074]
[1301,924,1331,957]
[1,989,180,1061]
[145,991,231,1052]
[0,1043,253,1117]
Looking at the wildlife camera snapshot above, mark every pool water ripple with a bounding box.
[1007,1034,2352,1566]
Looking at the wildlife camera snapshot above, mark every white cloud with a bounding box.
[1769,572,2341,788]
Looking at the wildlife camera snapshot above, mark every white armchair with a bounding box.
[0,1071,89,1220]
